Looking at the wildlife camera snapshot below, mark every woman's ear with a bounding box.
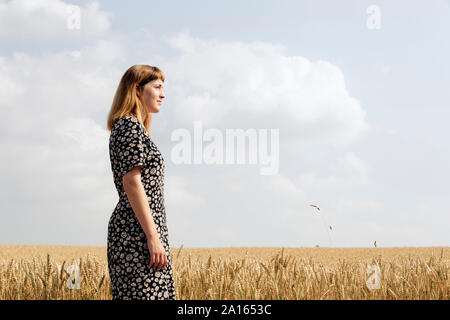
[136,84,141,98]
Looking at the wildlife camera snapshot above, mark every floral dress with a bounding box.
[107,115,176,300]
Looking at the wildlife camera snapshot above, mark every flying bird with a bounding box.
[374,241,377,248]
[329,225,332,230]
[310,204,320,211]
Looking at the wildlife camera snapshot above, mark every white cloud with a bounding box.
[259,173,307,203]
[335,198,384,214]
[165,175,207,209]
[297,151,369,192]
[298,173,369,191]
[338,152,369,175]
[0,0,122,245]
[0,39,124,125]
[159,30,371,149]
[56,117,109,152]
[163,174,208,246]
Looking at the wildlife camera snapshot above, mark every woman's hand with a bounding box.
[147,236,167,270]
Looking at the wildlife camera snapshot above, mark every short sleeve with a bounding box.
[112,116,147,178]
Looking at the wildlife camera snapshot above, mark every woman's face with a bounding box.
[137,79,165,114]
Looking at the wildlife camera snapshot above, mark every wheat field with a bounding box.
[0,245,448,300]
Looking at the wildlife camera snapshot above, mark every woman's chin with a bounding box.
[148,107,161,114]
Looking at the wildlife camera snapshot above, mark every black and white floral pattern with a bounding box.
[107,115,176,300]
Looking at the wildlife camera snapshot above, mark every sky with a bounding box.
[0,0,449,248]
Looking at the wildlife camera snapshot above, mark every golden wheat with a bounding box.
[0,245,448,299]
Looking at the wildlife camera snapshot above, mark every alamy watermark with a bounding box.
[56,262,81,289]
[171,121,279,175]
[366,264,381,290]
[66,5,81,30]
[366,5,381,30]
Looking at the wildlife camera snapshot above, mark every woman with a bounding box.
[106,65,176,300]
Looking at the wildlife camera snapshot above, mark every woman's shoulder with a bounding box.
[112,115,142,131]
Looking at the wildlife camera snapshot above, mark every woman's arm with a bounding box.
[123,166,158,239]
[123,166,167,270]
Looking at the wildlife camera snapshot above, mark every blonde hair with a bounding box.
[106,64,165,134]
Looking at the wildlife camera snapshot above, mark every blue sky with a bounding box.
[0,0,449,248]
